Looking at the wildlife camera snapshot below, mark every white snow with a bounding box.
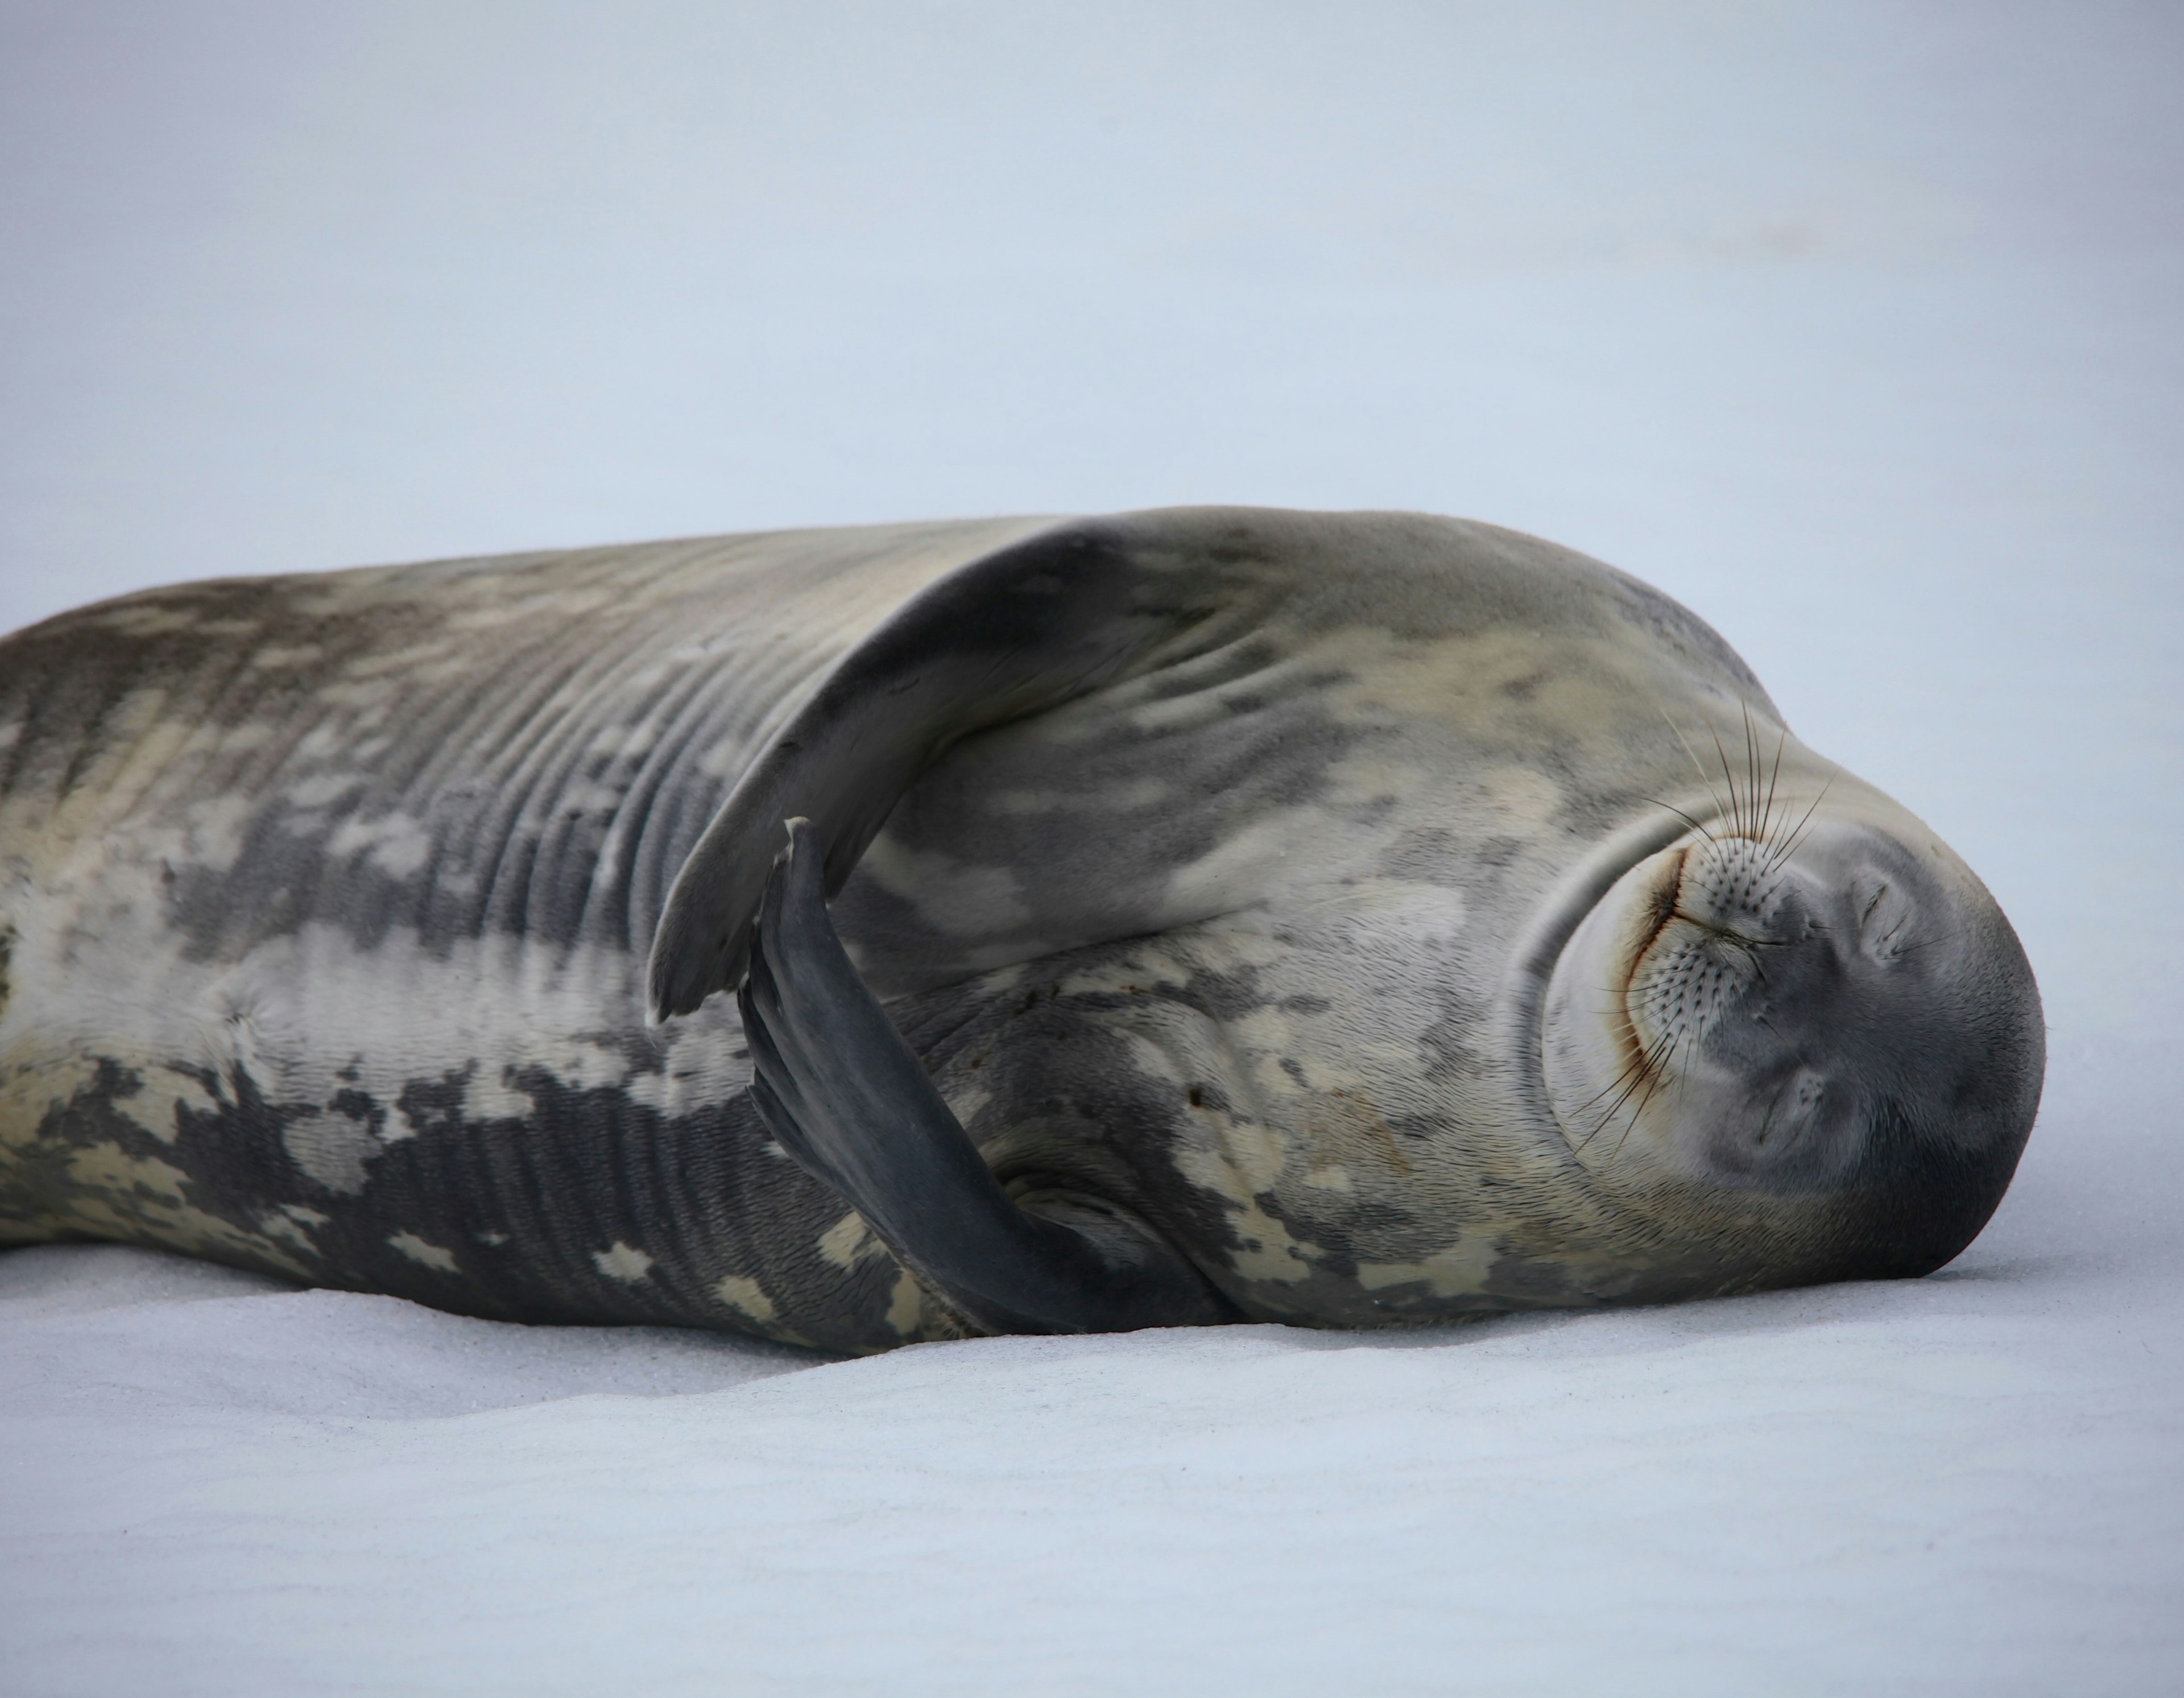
[3,5,2179,1693]
[6,1034,2180,1695]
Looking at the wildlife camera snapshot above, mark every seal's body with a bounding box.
[0,510,2044,1352]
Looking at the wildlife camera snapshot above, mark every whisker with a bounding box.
[1571,1041,1657,1137]
[1760,717,1788,847]
[1575,1022,1682,1152]
[1579,1069,1651,1153]
[1607,1038,1680,1163]
[1742,701,1762,842]
[1659,707,1731,828]
[1707,718,1744,839]
[1571,1039,1658,1120]
[1764,775,1833,873]
[1644,797,1719,846]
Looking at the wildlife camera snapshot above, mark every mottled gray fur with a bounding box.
[0,509,2042,1351]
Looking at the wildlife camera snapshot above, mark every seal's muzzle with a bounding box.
[1541,803,2045,1283]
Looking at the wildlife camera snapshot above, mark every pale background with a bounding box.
[3,5,2180,1693]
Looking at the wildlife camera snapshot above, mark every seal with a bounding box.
[0,509,2045,1351]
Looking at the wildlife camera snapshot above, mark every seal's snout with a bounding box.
[1541,805,2045,1286]
[1625,830,1898,1184]
[1624,835,1801,1081]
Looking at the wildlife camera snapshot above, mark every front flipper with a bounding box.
[736,818,1238,1336]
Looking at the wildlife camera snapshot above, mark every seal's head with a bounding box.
[1538,768,2045,1293]
[648,509,2050,1335]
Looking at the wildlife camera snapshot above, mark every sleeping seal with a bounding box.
[0,509,2044,1350]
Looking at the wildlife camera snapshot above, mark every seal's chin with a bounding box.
[1538,808,2045,1282]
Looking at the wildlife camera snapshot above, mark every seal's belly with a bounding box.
[0,911,944,1350]
[0,519,1049,1350]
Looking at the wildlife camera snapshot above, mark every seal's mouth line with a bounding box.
[1622,848,1689,996]
[1613,845,1690,1087]
[1498,795,1730,1136]
[1614,849,1783,1071]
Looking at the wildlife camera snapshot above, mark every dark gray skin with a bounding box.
[0,509,2045,1352]
[739,817,1233,1333]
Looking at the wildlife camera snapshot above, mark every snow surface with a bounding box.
[3,4,2180,1693]
[6,1031,2182,1696]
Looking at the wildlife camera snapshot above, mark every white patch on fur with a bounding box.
[325,812,435,879]
[259,1204,328,1251]
[1356,1234,1499,1297]
[284,771,367,809]
[387,1231,458,1272]
[67,1143,191,1206]
[592,1241,655,1282]
[249,643,325,670]
[280,1109,378,1195]
[182,791,257,873]
[714,1273,777,1323]
[884,1268,925,1337]
[817,1212,883,1269]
